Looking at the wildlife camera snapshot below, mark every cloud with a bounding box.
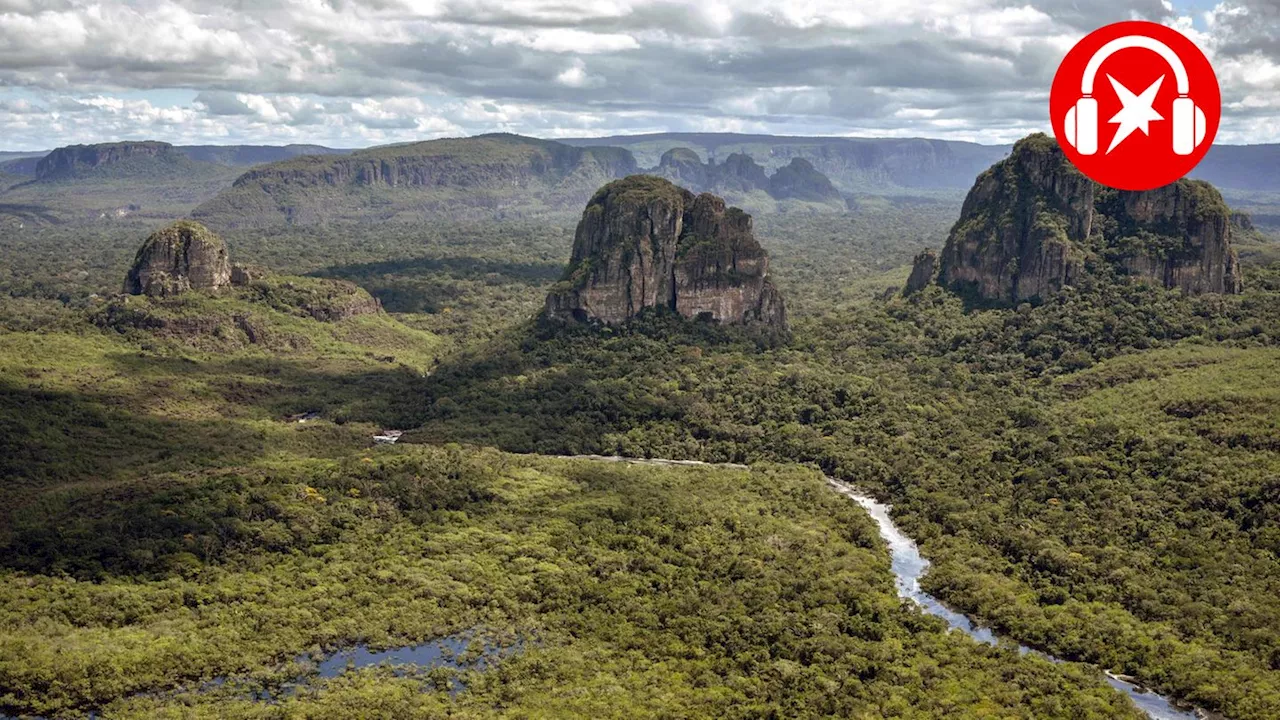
[0,0,1277,148]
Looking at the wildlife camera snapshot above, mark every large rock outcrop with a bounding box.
[651,148,841,204]
[938,134,1093,304]
[545,176,787,330]
[1097,183,1243,295]
[124,221,232,297]
[769,158,842,203]
[935,133,1242,305]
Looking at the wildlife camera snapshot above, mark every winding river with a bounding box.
[825,477,1210,720]
[567,456,1211,720]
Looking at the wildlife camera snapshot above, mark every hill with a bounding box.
[562,132,1010,192]
[192,134,640,228]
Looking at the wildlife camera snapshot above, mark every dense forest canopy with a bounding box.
[1,167,1279,718]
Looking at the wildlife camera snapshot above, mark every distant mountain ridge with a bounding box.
[0,143,350,176]
[561,132,1012,192]
[192,134,641,227]
[192,133,849,227]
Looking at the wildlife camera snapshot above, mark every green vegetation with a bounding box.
[411,263,1280,718]
[1,171,1278,718]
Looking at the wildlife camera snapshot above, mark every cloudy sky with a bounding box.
[0,0,1277,150]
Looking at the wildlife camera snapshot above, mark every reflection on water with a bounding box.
[827,479,1208,720]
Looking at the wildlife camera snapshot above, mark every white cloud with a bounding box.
[1,0,1279,147]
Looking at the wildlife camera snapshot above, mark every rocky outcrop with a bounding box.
[713,153,771,194]
[651,149,840,204]
[1097,182,1243,295]
[124,221,232,297]
[655,148,710,189]
[938,134,1093,305]
[545,176,787,330]
[904,250,938,295]
[1230,211,1256,234]
[36,141,177,181]
[935,133,1242,305]
[768,158,842,203]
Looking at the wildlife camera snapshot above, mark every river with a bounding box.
[824,478,1211,720]
[564,455,1213,719]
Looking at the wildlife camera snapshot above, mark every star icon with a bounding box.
[1105,74,1165,154]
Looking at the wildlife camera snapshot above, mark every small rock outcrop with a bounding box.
[545,176,787,330]
[713,153,771,194]
[904,249,938,295]
[936,133,1242,305]
[124,221,232,297]
[769,158,842,203]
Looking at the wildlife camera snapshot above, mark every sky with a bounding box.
[1,0,1278,150]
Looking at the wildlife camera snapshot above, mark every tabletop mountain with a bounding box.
[193,134,639,227]
[916,133,1242,305]
[545,176,787,330]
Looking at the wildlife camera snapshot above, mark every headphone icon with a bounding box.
[1063,34,1206,156]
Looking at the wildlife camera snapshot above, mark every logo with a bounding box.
[1050,21,1220,191]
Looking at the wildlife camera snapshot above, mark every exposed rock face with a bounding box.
[768,158,842,202]
[37,141,176,181]
[1097,182,1243,295]
[939,134,1093,304]
[194,134,639,227]
[1230,210,1256,234]
[936,133,1242,305]
[124,221,232,297]
[656,148,709,189]
[651,148,840,204]
[713,153,771,193]
[904,249,938,295]
[545,176,787,330]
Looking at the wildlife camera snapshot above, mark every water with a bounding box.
[313,635,475,679]
[827,478,1209,720]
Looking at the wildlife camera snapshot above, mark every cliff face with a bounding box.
[545,176,787,330]
[36,141,179,181]
[935,133,1242,305]
[1098,182,1243,295]
[124,221,232,297]
[193,134,640,227]
[652,149,841,204]
[769,158,841,203]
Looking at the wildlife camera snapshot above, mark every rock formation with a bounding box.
[651,148,840,203]
[1096,183,1243,295]
[36,141,179,181]
[769,158,842,203]
[934,133,1242,305]
[124,221,232,297]
[655,148,710,189]
[904,249,938,295]
[545,176,787,330]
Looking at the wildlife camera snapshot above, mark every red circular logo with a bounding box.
[1050,20,1220,191]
